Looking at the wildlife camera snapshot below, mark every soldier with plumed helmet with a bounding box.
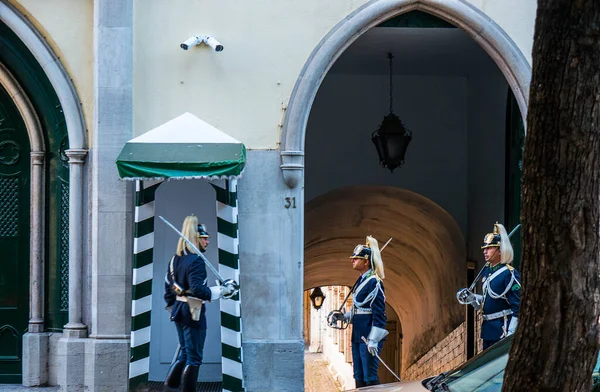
[331,235,388,387]
[163,215,234,391]
[472,222,521,350]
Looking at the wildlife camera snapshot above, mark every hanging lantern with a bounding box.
[371,53,413,172]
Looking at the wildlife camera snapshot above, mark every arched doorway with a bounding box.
[280,0,530,187]
[0,3,87,384]
[295,2,528,386]
[305,187,465,374]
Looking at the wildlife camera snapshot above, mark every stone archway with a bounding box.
[280,0,531,188]
[304,186,465,368]
[0,3,88,386]
[0,1,86,149]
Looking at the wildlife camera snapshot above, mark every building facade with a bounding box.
[0,0,535,390]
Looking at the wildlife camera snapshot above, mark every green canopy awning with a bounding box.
[116,112,246,180]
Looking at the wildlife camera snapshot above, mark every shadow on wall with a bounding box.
[304,186,465,369]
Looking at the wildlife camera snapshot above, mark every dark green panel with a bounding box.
[0,20,70,332]
[378,10,456,28]
[0,83,31,384]
[135,216,155,238]
[218,249,239,270]
[222,374,244,392]
[504,90,524,269]
[212,183,237,207]
[130,342,150,362]
[221,343,242,362]
[216,217,237,238]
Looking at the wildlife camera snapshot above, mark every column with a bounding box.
[63,148,88,337]
[29,151,45,332]
[63,149,87,338]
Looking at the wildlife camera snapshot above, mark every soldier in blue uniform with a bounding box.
[332,236,388,388]
[163,216,234,392]
[471,223,521,350]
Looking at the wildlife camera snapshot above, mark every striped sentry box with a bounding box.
[212,178,244,392]
[129,179,163,390]
[128,178,244,391]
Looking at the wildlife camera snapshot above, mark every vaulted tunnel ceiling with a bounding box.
[304,186,466,366]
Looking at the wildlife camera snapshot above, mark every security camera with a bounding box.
[180,35,224,52]
[180,36,202,50]
[204,36,224,52]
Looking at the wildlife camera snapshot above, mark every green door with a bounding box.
[0,84,31,384]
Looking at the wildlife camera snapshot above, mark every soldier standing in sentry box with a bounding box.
[331,236,388,387]
[163,216,235,392]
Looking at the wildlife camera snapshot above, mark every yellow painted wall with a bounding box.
[7,0,536,149]
[133,0,536,148]
[8,0,94,135]
[133,0,369,148]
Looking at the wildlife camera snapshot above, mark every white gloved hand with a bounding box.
[165,306,172,313]
[331,310,351,323]
[469,294,483,310]
[330,312,345,323]
[223,281,236,295]
[209,280,236,301]
[365,326,388,356]
[367,340,378,356]
[507,317,518,335]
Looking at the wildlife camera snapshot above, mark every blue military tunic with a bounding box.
[164,253,213,329]
[351,270,386,342]
[350,270,386,385]
[480,263,521,341]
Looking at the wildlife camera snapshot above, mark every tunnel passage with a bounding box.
[304,186,465,368]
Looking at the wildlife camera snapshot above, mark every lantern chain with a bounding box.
[388,52,394,114]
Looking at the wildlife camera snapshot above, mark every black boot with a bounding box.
[181,365,199,392]
[355,379,367,388]
[163,361,186,390]
[366,378,380,386]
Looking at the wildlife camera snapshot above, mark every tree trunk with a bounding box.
[502,1,600,391]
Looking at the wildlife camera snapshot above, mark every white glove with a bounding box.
[366,326,389,356]
[507,317,518,335]
[331,310,351,323]
[209,280,234,301]
[469,294,483,310]
[367,339,378,356]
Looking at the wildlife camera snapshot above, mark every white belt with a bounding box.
[482,309,512,321]
[355,308,372,315]
[176,296,205,307]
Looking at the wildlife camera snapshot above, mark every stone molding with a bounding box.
[0,1,87,149]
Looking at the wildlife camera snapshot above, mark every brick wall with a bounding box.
[403,323,467,381]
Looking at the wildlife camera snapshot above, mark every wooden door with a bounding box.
[0,84,31,383]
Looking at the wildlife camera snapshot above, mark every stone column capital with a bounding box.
[65,148,88,164]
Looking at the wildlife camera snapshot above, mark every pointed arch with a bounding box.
[280,0,531,187]
[0,1,86,149]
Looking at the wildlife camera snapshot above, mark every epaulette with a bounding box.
[506,264,514,271]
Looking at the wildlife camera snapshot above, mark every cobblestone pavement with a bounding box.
[1,355,340,392]
[305,352,343,392]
